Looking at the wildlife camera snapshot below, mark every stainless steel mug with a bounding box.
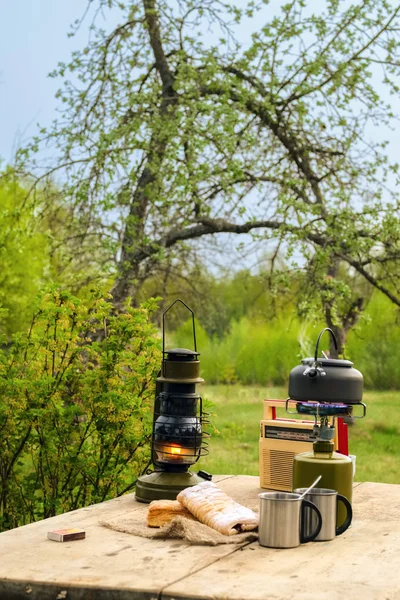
[258,492,322,549]
[294,487,352,541]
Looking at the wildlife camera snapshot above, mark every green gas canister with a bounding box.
[293,439,353,527]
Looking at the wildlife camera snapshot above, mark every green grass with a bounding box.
[197,385,400,484]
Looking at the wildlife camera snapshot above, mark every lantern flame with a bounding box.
[154,441,198,464]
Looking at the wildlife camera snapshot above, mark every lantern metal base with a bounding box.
[135,470,206,503]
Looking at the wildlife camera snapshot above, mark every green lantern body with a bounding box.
[135,300,209,503]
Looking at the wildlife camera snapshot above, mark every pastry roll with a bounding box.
[147,499,195,528]
[177,481,258,536]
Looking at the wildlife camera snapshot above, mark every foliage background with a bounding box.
[174,293,400,390]
[0,170,49,336]
[0,289,160,531]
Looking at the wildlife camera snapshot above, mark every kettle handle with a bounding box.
[315,328,338,361]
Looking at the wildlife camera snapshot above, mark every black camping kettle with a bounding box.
[288,328,363,404]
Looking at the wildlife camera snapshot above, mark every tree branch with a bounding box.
[117,216,326,271]
[338,253,400,308]
[143,0,174,94]
[285,5,400,105]
[201,82,327,215]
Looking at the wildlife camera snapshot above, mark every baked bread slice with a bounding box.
[177,481,258,536]
[147,499,196,528]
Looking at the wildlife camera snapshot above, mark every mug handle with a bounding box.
[336,494,353,536]
[300,499,322,543]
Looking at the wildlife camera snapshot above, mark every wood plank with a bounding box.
[0,474,241,600]
[163,481,400,600]
[352,481,400,521]
[0,476,397,600]
[163,517,400,600]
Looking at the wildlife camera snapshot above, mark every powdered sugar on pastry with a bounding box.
[177,481,258,536]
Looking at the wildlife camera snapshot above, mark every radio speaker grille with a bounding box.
[261,449,295,491]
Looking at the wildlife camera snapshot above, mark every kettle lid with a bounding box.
[301,357,353,368]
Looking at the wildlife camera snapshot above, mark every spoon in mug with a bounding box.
[297,475,322,500]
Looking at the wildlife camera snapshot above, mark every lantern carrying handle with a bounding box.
[314,327,338,361]
[162,298,197,356]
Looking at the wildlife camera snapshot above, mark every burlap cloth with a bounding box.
[100,514,258,546]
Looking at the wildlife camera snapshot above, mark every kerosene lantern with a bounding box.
[135,299,210,503]
[286,328,366,525]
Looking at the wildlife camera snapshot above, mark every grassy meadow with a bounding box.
[197,385,400,484]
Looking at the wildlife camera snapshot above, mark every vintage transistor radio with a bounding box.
[259,399,339,491]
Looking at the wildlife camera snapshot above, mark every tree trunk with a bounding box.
[111,0,177,310]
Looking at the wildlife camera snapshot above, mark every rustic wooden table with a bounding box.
[1,475,399,600]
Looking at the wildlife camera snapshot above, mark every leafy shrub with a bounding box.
[175,293,400,390]
[234,318,300,386]
[0,170,49,336]
[174,316,311,386]
[173,318,241,384]
[0,289,160,531]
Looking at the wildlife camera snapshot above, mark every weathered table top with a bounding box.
[1,476,399,600]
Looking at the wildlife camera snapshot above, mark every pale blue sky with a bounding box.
[0,0,252,163]
[0,1,119,162]
[0,1,399,167]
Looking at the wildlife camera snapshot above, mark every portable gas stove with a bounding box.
[286,399,366,455]
[287,327,366,447]
[259,328,366,492]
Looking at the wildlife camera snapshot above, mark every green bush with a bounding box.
[234,318,300,386]
[174,315,314,386]
[0,170,49,336]
[173,318,239,384]
[0,289,160,531]
[175,294,400,390]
